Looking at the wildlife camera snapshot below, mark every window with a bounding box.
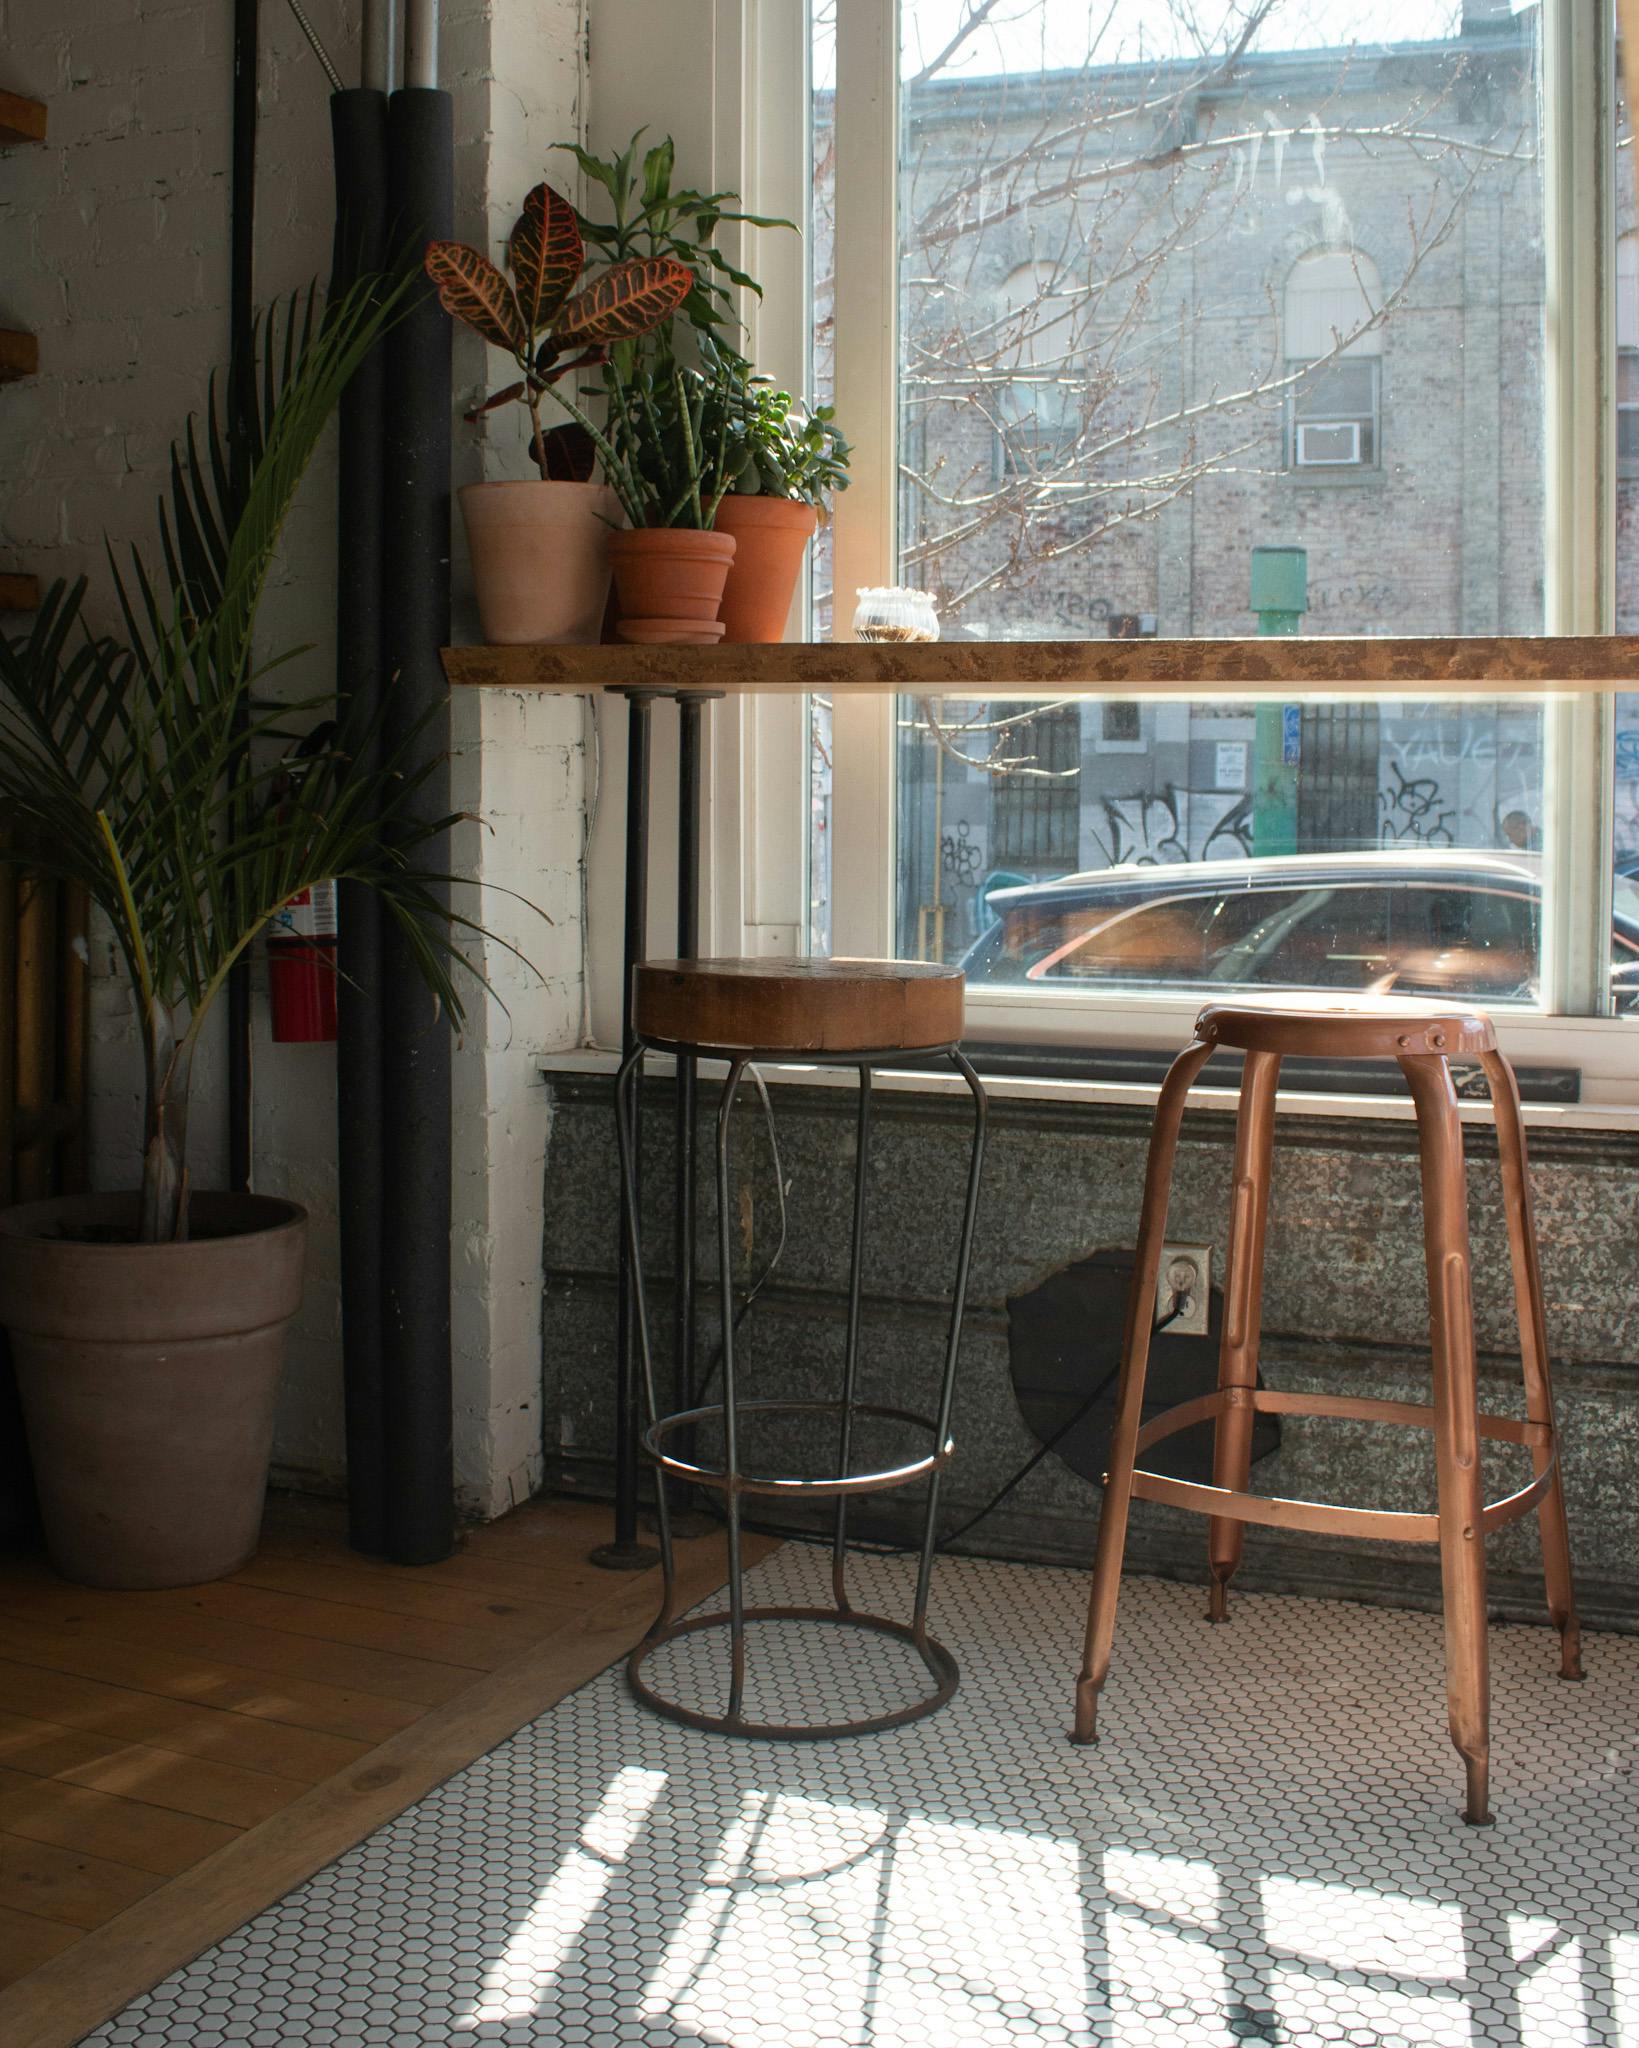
[804,0,1633,1053]
[1618,236,1639,473]
[1283,250,1384,471]
[995,263,1085,475]
[1097,702,1142,749]
[564,1,1638,1104]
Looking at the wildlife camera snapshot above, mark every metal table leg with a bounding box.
[669,691,722,1540]
[591,688,663,1571]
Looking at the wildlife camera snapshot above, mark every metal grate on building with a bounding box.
[988,701,1083,871]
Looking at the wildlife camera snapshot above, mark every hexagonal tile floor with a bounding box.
[86,1544,1638,2046]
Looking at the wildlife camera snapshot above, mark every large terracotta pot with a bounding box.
[607,528,736,639]
[459,480,621,645]
[714,495,819,643]
[0,1192,307,1588]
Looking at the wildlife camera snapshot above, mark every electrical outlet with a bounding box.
[1157,1242,1212,1337]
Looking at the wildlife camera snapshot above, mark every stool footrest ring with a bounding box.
[1127,1387,1560,1543]
[642,1399,954,1499]
[627,1605,959,1740]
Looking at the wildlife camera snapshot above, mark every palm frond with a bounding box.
[0,265,529,1237]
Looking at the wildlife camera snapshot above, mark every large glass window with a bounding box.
[811,0,1578,1017]
[883,0,1543,641]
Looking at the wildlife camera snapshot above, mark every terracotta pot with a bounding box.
[459,480,621,645]
[607,528,736,633]
[617,618,726,646]
[714,495,819,643]
[0,1192,307,1588]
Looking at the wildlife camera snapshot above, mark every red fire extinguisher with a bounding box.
[268,878,338,1043]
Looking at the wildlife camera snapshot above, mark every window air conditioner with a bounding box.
[1295,419,1362,466]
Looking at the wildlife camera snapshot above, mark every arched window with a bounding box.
[1619,235,1639,473]
[1284,248,1384,470]
[995,262,1083,473]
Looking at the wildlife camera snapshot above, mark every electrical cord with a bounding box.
[677,1286,1191,1560]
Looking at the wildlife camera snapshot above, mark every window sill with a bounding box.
[1281,466,1386,490]
[537,1047,1639,1133]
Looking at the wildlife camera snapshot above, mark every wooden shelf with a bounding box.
[0,89,47,146]
[0,573,40,612]
[442,634,1639,700]
[0,330,37,382]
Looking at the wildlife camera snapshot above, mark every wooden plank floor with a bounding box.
[0,1492,764,2048]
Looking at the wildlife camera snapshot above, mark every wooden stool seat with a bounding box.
[1073,1000,1582,1827]
[633,956,965,1054]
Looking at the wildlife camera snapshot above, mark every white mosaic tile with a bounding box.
[84,1546,1639,2047]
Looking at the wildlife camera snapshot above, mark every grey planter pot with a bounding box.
[0,1191,307,1588]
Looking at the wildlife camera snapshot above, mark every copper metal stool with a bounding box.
[614,958,987,1739]
[1073,1001,1582,1825]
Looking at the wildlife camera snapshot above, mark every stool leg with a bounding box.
[614,1047,677,1626]
[1207,1047,1281,1623]
[831,1068,874,1615]
[715,1057,751,1726]
[911,1051,988,1647]
[1074,1038,1214,1745]
[1480,1049,1583,1681]
[1401,1053,1493,1826]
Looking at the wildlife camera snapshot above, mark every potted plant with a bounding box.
[424,181,693,644]
[597,340,747,642]
[0,279,497,1590]
[550,133,807,642]
[715,380,851,643]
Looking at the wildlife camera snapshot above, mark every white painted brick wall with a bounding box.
[1,0,591,1519]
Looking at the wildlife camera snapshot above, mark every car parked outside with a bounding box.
[962,850,1639,1013]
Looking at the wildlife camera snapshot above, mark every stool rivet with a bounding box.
[1430,1031,1447,1049]
[1398,1034,1414,1049]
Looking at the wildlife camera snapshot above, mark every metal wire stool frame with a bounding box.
[614,1037,988,1740]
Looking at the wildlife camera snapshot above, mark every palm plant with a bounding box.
[0,274,487,1245]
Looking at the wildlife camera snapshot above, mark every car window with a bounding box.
[1386,887,1537,999]
[1031,889,1310,984]
[1210,887,1390,988]
[1022,879,1543,999]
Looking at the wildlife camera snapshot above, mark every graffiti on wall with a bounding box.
[1377,762,1456,847]
[1086,786,1254,867]
[942,819,984,887]
[1376,723,1538,852]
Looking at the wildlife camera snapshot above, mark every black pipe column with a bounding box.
[379,84,455,1564]
[331,87,391,1556]
[226,0,258,1195]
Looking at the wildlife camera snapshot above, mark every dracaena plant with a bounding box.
[0,273,500,1246]
[553,131,792,351]
[424,180,692,494]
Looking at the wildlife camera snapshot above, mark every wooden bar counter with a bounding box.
[442,634,1639,699]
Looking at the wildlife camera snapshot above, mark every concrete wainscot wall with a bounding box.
[541,1071,1639,1629]
[0,0,591,1517]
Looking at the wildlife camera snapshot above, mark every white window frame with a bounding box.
[591,0,1629,1103]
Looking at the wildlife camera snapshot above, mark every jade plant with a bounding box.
[0,276,500,1244]
[723,377,852,509]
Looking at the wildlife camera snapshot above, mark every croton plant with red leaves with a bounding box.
[424,180,691,483]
